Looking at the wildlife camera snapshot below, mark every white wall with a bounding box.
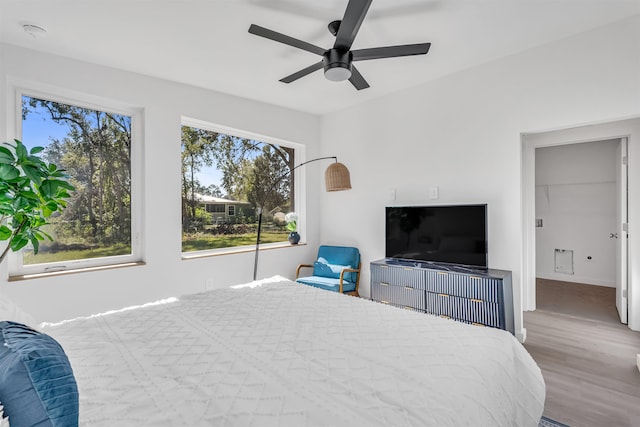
[319,14,640,340]
[0,44,322,323]
[535,141,618,286]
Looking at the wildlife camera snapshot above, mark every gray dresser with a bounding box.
[370,259,514,334]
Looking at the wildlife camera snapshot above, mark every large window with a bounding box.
[181,122,297,254]
[11,92,141,275]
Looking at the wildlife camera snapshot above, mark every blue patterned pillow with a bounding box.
[0,321,79,427]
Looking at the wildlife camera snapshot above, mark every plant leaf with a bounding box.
[0,152,14,164]
[29,236,40,254]
[0,225,11,240]
[14,141,28,161]
[0,164,20,180]
[10,235,29,252]
[12,196,30,211]
[56,181,75,191]
[19,190,39,201]
[22,165,43,186]
[0,146,14,159]
[27,155,46,166]
[39,229,53,241]
[30,235,40,254]
[39,179,60,199]
[30,146,45,154]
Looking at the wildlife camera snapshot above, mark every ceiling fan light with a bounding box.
[324,66,352,82]
[323,49,353,82]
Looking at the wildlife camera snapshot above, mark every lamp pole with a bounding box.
[252,156,338,280]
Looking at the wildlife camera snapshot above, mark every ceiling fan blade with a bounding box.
[348,65,370,90]
[279,61,324,83]
[334,0,373,51]
[352,43,431,61]
[249,24,326,56]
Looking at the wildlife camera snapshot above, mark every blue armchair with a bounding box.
[295,245,361,296]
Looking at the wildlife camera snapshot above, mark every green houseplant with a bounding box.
[0,139,74,264]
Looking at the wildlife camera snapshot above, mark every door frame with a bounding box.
[616,138,629,324]
[521,117,640,331]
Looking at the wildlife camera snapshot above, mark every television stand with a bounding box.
[370,258,514,334]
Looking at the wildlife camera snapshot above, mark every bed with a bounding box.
[41,276,545,426]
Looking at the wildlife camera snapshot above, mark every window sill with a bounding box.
[182,242,307,260]
[8,261,146,282]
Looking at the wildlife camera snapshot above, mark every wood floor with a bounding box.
[524,279,640,427]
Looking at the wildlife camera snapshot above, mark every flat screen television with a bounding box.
[385,204,488,268]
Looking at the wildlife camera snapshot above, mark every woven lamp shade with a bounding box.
[325,162,352,192]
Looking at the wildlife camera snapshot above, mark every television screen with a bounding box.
[385,204,488,268]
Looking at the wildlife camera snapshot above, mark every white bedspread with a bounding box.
[45,277,545,427]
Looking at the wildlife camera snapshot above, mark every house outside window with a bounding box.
[206,204,225,213]
[10,91,142,275]
[181,119,299,254]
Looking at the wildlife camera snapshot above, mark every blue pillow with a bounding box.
[313,259,345,279]
[313,257,358,283]
[0,321,79,427]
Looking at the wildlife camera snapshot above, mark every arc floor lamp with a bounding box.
[252,156,352,280]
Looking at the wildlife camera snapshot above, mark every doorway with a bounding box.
[521,117,640,332]
[534,139,625,323]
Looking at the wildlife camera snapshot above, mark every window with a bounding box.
[181,120,298,254]
[205,204,225,213]
[11,92,141,275]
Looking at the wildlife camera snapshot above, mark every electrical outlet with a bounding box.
[205,279,214,290]
[429,186,439,200]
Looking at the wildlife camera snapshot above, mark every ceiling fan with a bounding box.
[248,0,431,90]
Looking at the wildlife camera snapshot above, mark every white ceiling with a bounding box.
[2,0,640,115]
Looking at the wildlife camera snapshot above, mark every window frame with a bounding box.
[227,205,235,217]
[206,204,225,214]
[7,83,144,276]
[180,117,306,258]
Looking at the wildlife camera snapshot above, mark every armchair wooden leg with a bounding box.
[296,264,314,279]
